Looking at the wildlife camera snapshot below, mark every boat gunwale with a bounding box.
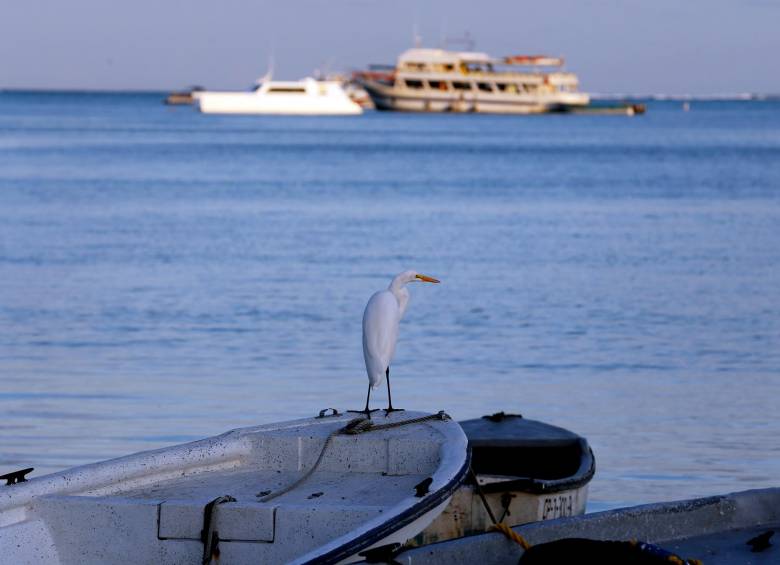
[0,415,371,513]
[295,439,472,564]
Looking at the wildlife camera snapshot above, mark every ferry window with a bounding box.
[443,64,455,72]
[404,79,424,89]
[477,82,493,92]
[267,87,306,94]
[496,83,508,92]
[452,81,471,90]
[428,80,449,91]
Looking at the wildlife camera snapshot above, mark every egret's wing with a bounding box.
[362,291,400,387]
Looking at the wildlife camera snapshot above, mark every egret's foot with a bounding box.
[348,408,380,419]
[384,407,405,417]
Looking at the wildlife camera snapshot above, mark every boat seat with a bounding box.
[244,429,443,475]
[30,492,390,564]
[158,498,276,541]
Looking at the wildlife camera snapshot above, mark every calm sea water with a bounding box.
[1,92,779,510]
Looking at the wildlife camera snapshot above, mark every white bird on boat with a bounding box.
[356,270,440,417]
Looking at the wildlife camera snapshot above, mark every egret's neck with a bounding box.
[388,281,411,319]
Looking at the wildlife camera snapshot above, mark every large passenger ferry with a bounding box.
[356,48,589,114]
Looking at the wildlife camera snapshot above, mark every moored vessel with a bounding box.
[415,412,594,545]
[382,487,780,564]
[0,410,467,564]
[196,77,363,115]
[355,48,590,114]
[164,86,204,105]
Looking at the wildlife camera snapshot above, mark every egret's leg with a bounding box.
[385,367,404,416]
[348,383,379,418]
[386,368,392,409]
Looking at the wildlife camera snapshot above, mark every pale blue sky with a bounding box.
[1,0,778,94]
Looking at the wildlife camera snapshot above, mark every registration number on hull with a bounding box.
[541,493,575,520]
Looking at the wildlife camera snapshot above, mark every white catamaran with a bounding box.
[356,48,590,114]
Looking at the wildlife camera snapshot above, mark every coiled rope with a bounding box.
[258,411,450,503]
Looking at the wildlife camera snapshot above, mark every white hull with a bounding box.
[358,48,590,115]
[0,411,468,564]
[197,78,363,116]
[363,81,589,114]
[416,483,589,545]
[414,414,594,545]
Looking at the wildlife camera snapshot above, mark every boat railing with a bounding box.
[395,69,580,83]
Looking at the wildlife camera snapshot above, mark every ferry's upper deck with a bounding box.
[394,48,580,89]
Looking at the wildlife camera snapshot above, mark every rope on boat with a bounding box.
[490,522,531,551]
[474,479,703,565]
[257,411,451,503]
[341,410,451,434]
[201,495,236,565]
[469,465,534,550]
[476,482,705,565]
[469,466,498,524]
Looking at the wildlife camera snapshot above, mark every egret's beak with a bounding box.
[415,274,440,283]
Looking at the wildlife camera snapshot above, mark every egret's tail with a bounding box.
[368,372,384,390]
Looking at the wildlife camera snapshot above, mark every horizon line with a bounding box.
[2,86,779,101]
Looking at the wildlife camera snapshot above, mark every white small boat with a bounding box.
[415,412,594,545]
[196,78,363,115]
[382,487,780,564]
[0,410,468,564]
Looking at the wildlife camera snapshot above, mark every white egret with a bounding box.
[355,270,440,417]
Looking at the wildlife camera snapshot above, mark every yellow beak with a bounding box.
[415,274,440,283]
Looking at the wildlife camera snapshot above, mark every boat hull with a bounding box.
[382,488,780,565]
[416,482,589,545]
[415,414,594,545]
[196,88,363,116]
[0,411,469,564]
[360,80,589,114]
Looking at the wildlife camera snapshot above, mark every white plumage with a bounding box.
[363,290,402,389]
[358,270,440,415]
